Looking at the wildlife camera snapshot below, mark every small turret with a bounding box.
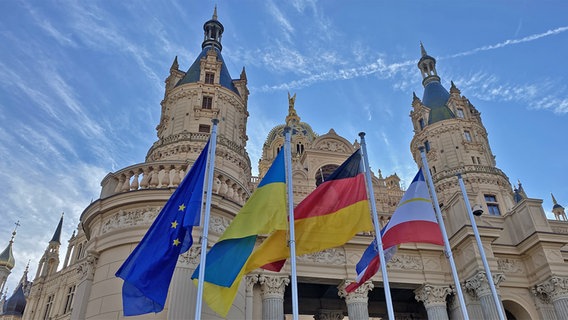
[0,222,19,294]
[202,6,224,51]
[36,214,64,278]
[551,193,567,221]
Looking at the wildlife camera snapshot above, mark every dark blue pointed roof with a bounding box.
[422,79,454,124]
[50,215,63,244]
[2,284,26,316]
[175,46,240,95]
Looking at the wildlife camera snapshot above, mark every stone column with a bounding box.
[534,276,568,319]
[245,274,259,320]
[337,280,373,320]
[414,284,452,320]
[314,309,345,320]
[70,250,99,320]
[259,274,289,320]
[464,271,505,320]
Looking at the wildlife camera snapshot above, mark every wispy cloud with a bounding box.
[266,1,295,43]
[444,26,568,59]
[253,25,568,115]
[454,72,568,114]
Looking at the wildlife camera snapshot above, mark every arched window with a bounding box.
[315,164,339,187]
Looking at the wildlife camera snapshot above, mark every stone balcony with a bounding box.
[99,160,257,205]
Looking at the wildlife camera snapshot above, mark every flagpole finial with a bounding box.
[358,132,365,138]
[211,118,219,125]
[283,126,291,134]
[456,173,462,179]
[418,146,425,152]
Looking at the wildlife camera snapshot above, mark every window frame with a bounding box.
[202,96,213,109]
[205,72,215,84]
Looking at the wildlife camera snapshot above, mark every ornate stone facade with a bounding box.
[12,9,568,320]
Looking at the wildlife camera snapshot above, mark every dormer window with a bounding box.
[205,72,215,84]
[419,118,425,130]
[456,108,465,118]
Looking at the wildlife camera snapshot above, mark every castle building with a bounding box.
[6,8,567,320]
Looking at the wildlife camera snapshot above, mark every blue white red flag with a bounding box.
[346,168,443,293]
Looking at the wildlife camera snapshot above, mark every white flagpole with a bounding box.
[359,132,395,320]
[195,119,219,320]
[457,174,506,320]
[419,147,469,320]
[284,127,299,320]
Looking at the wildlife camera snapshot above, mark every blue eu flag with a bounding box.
[115,140,210,316]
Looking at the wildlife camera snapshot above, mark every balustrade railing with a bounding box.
[99,161,258,206]
[432,164,508,182]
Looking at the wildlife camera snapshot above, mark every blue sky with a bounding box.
[0,1,567,294]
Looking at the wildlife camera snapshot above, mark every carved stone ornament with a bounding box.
[314,309,345,320]
[497,258,523,274]
[101,206,161,235]
[297,248,346,265]
[245,274,259,292]
[415,284,453,307]
[76,251,99,281]
[177,245,201,268]
[387,254,423,270]
[337,280,374,304]
[465,271,505,298]
[209,215,231,235]
[534,276,568,302]
[258,274,290,299]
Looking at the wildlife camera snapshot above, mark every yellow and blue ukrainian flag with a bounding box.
[192,148,287,317]
[115,140,210,316]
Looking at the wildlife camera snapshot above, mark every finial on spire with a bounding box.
[420,41,427,57]
[170,56,179,71]
[10,221,20,243]
[552,193,558,205]
[212,5,218,20]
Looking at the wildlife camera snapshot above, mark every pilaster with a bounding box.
[245,274,259,320]
[70,250,99,320]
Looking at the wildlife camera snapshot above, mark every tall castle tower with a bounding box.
[27,8,256,320]
[410,43,515,222]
